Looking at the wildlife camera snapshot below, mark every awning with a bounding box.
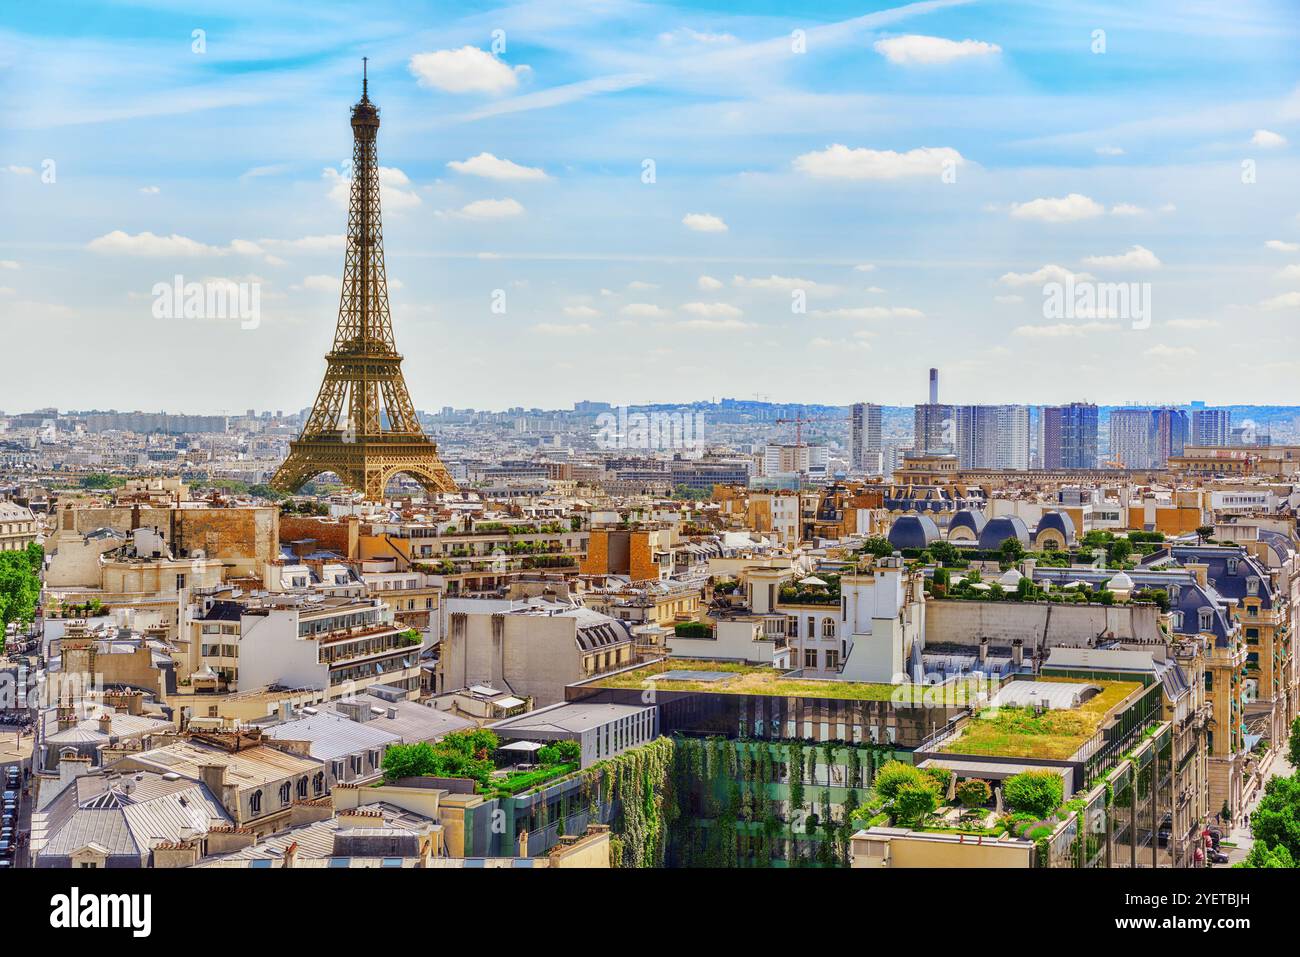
[494,696,526,710]
[499,740,543,752]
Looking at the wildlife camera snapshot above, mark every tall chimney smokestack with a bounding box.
[929,368,939,405]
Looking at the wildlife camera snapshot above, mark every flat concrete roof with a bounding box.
[491,701,652,737]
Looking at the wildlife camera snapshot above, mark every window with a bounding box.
[821,618,835,638]
[297,777,308,798]
[787,617,799,638]
[1247,577,1260,596]
[1198,609,1213,632]
[804,649,818,669]
[825,650,840,670]
[250,789,262,814]
[313,772,325,795]
[279,782,291,804]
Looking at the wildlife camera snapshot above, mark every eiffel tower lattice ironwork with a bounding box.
[272,62,456,501]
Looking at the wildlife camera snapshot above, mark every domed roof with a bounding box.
[1107,571,1134,591]
[948,508,987,537]
[998,567,1024,588]
[888,514,940,551]
[1036,510,1077,542]
[978,515,1031,550]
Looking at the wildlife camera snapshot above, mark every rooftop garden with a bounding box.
[379,730,581,799]
[926,568,1170,609]
[777,573,841,605]
[589,658,977,704]
[937,678,1142,760]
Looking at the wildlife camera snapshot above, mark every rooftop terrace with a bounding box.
[587,658,976,704]
[936,676,1143,761]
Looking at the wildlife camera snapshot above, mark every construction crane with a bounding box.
[774,413,846,447]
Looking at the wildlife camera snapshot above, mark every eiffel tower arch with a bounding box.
[272,62,457,502]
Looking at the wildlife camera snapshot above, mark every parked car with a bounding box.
[0,839,12,858]
[2,790,16,803]
[1208,849,1230,865]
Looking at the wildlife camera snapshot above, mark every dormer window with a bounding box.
[1171,611,1184,630]
[1246,577,1260,596]
[1227,558,1240,575]
[1198,609,1213,632]
[1168,584,1180,602]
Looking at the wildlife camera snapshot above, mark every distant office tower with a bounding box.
[952,405,1030,469]
[928,368,939,405]
[850,402,883,472]
[1041,403,1099,469]
[1109,408,1188,468]
[1192,408,1231,446]
[914,403,955,454]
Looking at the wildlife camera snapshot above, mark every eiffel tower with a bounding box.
[272,61,457,501]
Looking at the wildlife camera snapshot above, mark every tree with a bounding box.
[1002,770,1063,819]
[1249,774,1300,860]
[893,781,938,828]
[1236,841,1296,869]
[0,543,43,629]
[955,778,992,809]
[872,760,931,800]
[537,739,581,766]
[859,537,895,559]
[999,537,1026,567]
[929,540,960,566]
[1109,538,1133,564]
[1288,715,1300,770]
[1196,525,1215,545]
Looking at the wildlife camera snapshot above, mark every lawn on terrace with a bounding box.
[937,678,1142,760]
[590,658,975,704]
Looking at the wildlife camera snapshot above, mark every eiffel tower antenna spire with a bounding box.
[270,64,457,502]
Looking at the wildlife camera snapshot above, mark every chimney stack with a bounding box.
[98,712,113,735]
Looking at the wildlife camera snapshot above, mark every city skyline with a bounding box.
[3,0,1300,412]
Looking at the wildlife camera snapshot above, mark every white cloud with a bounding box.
[873,35,1001,66]
[811,305,924,320]
[1275,264,1300,281]
[2,165,34,175]
[1110,203,1144,216]
[0,260,18,269]
[793,144,963,180]
[1165,318,1220,329]
[1251,129,1288,149]
[1145,344,1196,358]
[563,305,600,319]
[677,317,750,331]
[697,275,723,290]
[658,28,737,45]
[854,263,876,272]
[1009,194,1105,223]
[733,274,834,294]
[88,230,237,257]
[533,322,592,336]
[993,294,1024,303]
[296,274,339,292]
[999,264,1093,287]
[139,185,160,195]
[447,152,547,181]
[1095,146,1125,156]
[1014,321,1121,337]
[628,280,658,291]
[1082,245,1162,269]
[1261,291,1300,309]
[682,301,743,319]
[1265,240,1300,252]
[409,47,529,94]
[324,165,421,211]
[441,198,525,221]
[621,303,669,318]
[683,212,728,232]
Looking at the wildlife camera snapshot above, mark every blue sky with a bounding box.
[1,0,1298,414]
